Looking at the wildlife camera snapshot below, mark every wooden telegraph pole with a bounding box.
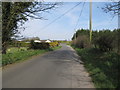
[89,0,92,42]
[118,1,120,53]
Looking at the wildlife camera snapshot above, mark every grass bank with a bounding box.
[2,46,62,66]
[73,46,120,89]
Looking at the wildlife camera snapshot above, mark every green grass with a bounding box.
[73,47,120,89]
[2,46,62,66]
[52,46,62,50]
[7,47,28,53]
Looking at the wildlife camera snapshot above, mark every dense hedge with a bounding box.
[72,35,90,48]
[72,29,120,53]
[72,29,120,88]
[9,41,30,47]
[30,40,59,49]
[74,47,120,88]
[9,40,60,49]
[30,40,50,49]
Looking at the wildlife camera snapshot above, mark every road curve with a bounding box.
[3,43,95,88]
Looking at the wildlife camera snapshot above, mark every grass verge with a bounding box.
[73,46,120,89]
[2,46,62,66]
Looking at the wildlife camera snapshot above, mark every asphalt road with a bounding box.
[3,43,94,88]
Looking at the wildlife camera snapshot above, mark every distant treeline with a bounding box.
[72,29,120,53]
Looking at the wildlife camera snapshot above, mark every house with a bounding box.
[45,39,51,43]
[34,39,52,43]
[34,40,41,43]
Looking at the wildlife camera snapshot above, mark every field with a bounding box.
[2,46,62,66]
[73,47,120,89]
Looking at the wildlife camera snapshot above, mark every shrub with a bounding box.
[49,42,59,47]
[73,35,90,48]
[94,32,114,52]
[9,41,30,47]
[30,40,50,49]
[71,40,76,46]
[112,29,120,53]
[72,29,120,53]
[20,42,30,47]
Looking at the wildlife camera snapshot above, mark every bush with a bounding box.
[30,40,50,49]
[20,42,30,47]
[72,35,90,48]
[73,47,120,88]
[72,29,120,53]
[9,41,30,47]
[112,29,120,53]
[49,42,59,47]
[94,32,114,52]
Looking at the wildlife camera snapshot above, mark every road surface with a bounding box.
[3,43,94,88]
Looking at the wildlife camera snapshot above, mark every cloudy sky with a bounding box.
[20,2,118,40]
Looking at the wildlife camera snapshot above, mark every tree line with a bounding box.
[72,28,120,53]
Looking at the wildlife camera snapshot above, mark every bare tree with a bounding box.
[2,2,60,54]
[103,1,120,15]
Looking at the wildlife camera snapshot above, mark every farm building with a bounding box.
[34,39,52,43]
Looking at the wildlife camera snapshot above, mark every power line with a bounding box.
[74,2,86,31]
[35,2,82,34]
[74,2,86,40]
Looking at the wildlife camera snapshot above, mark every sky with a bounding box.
[20,2,118,40]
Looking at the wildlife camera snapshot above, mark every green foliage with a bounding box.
[49,42,59,47]
[2,2,33,43]
[72,35,90,48]
[9,41,30,47]
[2,46,62,66]
[73,47,120,89]
[2,2,58,42]
[72,28,120,89]
[72,29,90,49]
[58,40,69,43]
[30,40,50,49]
[2,49,47,66]
[7,47,28,53]
[2,2,59,54]
[93,31,114,52]
[30,41,60,49]
[72,29,120,53]
[72,28,89,40]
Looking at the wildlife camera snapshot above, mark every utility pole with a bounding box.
[75,30,77,40]
[89,0,92,42]
[74,29,77,45]
[118,1,120,53]
[118,1,120,29]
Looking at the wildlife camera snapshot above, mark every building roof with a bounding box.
[34,39,52,43]
[34,40,41,43]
